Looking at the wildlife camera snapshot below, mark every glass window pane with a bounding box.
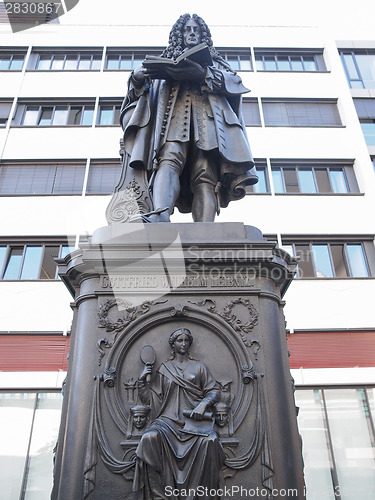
[284,168,299,193]
[330,245,348,278]
[0,246,7,275]
[106,56,119,70]
[119,56,132,70]
[239,57,251,71]
[3,247,23,279]
[329,170,348,193]
[91,56,101,70]
[343,54,360,80]
[64,56,78,70]
[264,56,277,70]
[52,107,68,126]
[78,56,91,70]
[0,393,37,500]
[303,56,317,71]
[298,169,317,193]
[23,107,39,126]
[290,56,304,71]
[81,107,94,125]
[38,108,53,126]
[10,56,24,70]
[360,122,375,146]
[324,388,375,499]
[0,57,11,70]
[36,56,51,70]
[23,393,63,500]
[356,53,375,89]
[20,246,43,279]
[52,165,85,194]
[294,244,314,277]
[227,56,240,71]
[40,246,59,279]
[99,107,114,125]
[255,56,264,71]
[277,56,290,71]
[311,244,334,277]
[51,56,64,70]
[315,168,331,193]
[68,107,82,125]
[86,163,122,194]
[295,390,335,500]
[271,168,285,193]
[253,168,267,193]
[346,244,369,277]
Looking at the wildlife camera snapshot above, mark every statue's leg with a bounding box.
[149,161,181,222]
[148,142,188,222]
[191,150,218,222]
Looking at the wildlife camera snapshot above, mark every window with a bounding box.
[246,160,270,194]
[0,101,13,127]
[0,50,25,70]
[105,49,163,70]
[242,98,261,126]
[97,100,122,126]
[255,50,326,72]
[0,162,86,195]
[354,99,375,146]
[217,48,252,71]
[296,387,375,500]
[270,162,359,194]
[0,243,75,280]
[85,160,122,194]
[283,239,373,278]
[0,392,63,499]
[340,50,375,88]
[32,51,102,71]
[16,102,95,126]
[262,99,342,127]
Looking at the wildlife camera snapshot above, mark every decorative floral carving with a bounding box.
[188,298,259,347]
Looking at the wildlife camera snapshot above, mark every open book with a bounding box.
[142,43,213,72]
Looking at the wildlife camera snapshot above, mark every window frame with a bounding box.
[262,98,342,127]
[0,160,87,196]
[15,101,96,127]
[97,99,122,126]
[339,49,375,89]
[0,49,27,71]
[270,160,359,194]
[282,237,374,279]
[0,240,76,280]
[254,48,326,72]
[30,49,103,71]
[104,48,164,71]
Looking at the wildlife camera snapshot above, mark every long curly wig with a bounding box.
[161,13,233,72]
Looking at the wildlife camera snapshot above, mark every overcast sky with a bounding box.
[62,0,375,39]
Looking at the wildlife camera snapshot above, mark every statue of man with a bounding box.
[120,13,258,223]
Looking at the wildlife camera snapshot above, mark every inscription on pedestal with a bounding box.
[100,274,256,290]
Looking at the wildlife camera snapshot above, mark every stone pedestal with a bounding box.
[52,223,305,500]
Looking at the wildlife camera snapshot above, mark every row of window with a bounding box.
[0,160,121,195]
[0,160,360,197]
[0,238,373,281]
[0,98,342,128]
[283,241,373,278]
[0,243,74,280]
[3,46,375,91]
[1,47,327,73]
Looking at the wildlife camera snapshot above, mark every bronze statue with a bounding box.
[120,13,258,223]
[133,328,225,498]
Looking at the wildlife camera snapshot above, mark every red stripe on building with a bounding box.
[287,331,375,369]
[0,335,70,371]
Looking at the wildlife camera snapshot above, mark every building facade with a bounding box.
[0,3,374,499]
